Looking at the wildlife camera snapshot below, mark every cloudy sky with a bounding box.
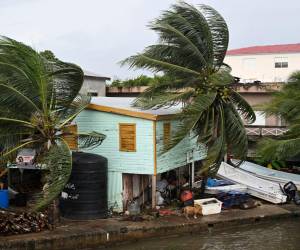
[1,0,299,80]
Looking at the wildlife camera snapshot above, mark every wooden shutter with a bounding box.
[119,123,136,152]
[62,124,78,150]
[163,122,171,146]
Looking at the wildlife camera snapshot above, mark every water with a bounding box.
[101,218,300,250]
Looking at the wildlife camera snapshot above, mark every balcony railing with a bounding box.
[245,125,288,136]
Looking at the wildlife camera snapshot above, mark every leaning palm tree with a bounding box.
[258,72,300,161]
[122,2,255,174]
[0,36,105,211]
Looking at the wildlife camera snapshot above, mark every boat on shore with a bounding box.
[232,160,300,189]
[205,184,248,194]
[217,162,287,204]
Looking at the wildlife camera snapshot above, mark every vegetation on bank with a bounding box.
[258,72,300,162]
[110,74,173,88]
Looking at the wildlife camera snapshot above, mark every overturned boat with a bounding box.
[205,184,248,195]
[232,160,300,190]
[217,162,287,204]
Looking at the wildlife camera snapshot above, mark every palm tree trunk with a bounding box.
[47,198,60,228]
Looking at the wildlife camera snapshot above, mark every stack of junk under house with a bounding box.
[1,97,300,231]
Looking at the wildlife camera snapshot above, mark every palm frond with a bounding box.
[169,2,214,64]
[77,132,106,149]
[33,140,72,211]
[163,92,217,152]
[58,94,91,128]
[150,22,207,67]
[224,104,248,158]
[198,4,229,69]
[121,54,201,76]
[133,89,196,110]
[230,91,256,123]
[49,63,84,110]
[257,137,300,161]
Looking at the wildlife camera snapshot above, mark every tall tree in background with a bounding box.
[122,2,255,174]
[258,72,300,161]
[0,36,105,211]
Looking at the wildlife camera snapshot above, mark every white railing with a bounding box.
[245,126,288,136]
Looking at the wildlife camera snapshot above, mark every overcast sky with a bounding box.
[1,0,300,80]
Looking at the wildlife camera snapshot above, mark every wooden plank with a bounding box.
[122,174,133,211]
[151,175,156,209]
[87,104,178,121]
[88,104,158,120]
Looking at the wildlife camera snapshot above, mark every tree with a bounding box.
[122,2,255,174]
[258,72,300,161]
[110,74,174,88]
[39,50,59,62]
[0,36,105,211]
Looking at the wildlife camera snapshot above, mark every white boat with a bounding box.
[232,160,300,190]
[205,184,248,194]
[217,162,287,204]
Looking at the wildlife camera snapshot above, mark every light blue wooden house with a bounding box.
[75,97,206,211]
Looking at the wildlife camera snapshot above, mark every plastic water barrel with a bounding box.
[0,190,9,208]
[60,152,108,220]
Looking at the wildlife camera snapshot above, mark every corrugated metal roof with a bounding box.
[90,97,181,116]
[227,43,300,56]
[83,70,110,80]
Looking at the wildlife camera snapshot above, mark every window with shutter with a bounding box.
[163,122,171,147]
[119,123,136,152]
[63,124,78,150]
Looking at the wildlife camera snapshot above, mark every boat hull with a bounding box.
[217,162,287,204]
[233,160,300,190]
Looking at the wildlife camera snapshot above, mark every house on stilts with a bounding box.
[75,97,207,212]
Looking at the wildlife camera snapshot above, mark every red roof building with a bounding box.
[227,43,300,56]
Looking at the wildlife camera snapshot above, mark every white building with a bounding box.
[225,43,300,83]
[81,70,110,97]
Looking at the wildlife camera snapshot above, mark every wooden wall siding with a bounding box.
[163,122,171,147]
[75,110,154,175]
[119,123,136,152]
[156,120,207,174]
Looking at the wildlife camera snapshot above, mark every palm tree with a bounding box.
[258,72,300,161]
[122,2,255,175]
[0,36,105,211]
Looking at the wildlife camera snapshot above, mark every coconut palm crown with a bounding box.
[0,36,105,210]
[122,2,255,173]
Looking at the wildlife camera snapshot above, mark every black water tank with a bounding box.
[60,152,108,220]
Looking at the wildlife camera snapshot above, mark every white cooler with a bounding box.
[194,198,222,215]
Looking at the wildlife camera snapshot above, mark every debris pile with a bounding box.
[0,209,50,236]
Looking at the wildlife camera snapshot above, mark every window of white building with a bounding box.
[274,57,288,68]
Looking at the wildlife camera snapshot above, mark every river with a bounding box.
[100,218,300,250]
